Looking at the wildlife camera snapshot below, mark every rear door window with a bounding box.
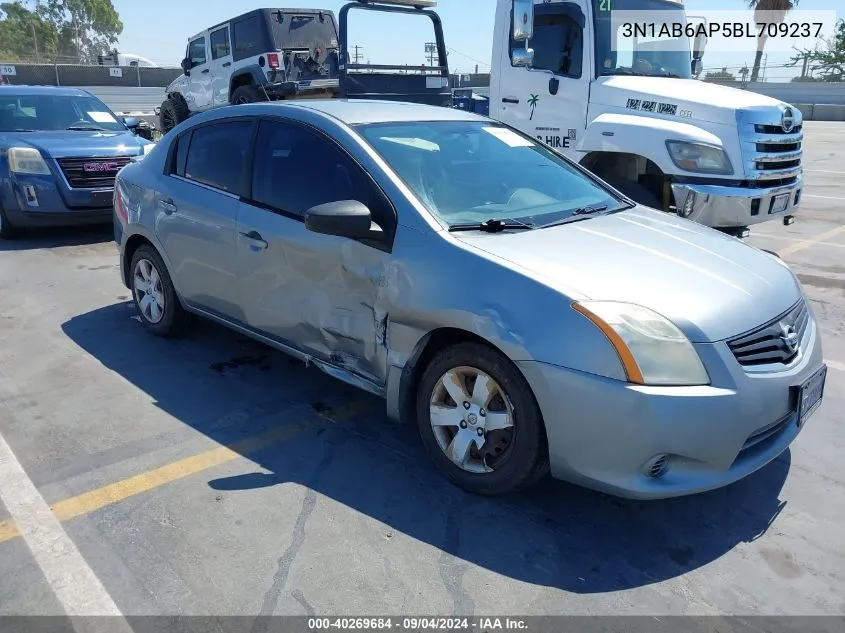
[183,120,254,195]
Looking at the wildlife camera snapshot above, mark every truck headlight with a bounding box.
[8,147,51,175]
[665,140,733,175]
[573,301,710,386]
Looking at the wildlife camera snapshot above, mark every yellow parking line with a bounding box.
[778,225,845,258]
[0,399,375,545]
[0,519,20,544]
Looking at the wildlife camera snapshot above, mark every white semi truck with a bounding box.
[489,0,805,236]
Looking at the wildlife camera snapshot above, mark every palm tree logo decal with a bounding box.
[528,94,539,120]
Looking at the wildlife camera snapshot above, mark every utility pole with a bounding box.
[424,42,437,66]
[352,45,363,63]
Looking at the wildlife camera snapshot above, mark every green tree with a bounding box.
[746,0,799,83]
[0,0,122,63]
[788,18,845,82]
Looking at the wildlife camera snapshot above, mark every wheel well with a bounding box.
[581,151,674,211]
[229,73,256,99]
[397,327,511,425]
[121,234,154,287]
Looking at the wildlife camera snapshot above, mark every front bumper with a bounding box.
[671,174,803,228]
[518,303,825,499]
[1,172,113,228]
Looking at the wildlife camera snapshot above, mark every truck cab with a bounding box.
[490,0,804,234]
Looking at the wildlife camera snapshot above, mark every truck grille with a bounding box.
[57,156,132,189]
[739,108,803,183]
[727,299,810,367]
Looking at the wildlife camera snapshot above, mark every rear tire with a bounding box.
[0,206,20,240]
[129,244,190,338]
[231,84,264,105]
[158,95,190,134]
[415,342,550,495]
[609,180,663,210]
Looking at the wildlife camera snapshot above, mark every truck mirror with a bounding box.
[511,47,534,68]
[180,57,191,75]
[512,0,534,41]
[691,58,703,77]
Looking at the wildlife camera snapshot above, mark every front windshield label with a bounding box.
[88,111,117,124]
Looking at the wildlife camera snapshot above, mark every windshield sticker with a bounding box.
[625,98,691,118]
[88,111,117,123]
[483,127,534,148]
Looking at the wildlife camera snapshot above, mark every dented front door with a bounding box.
[235,201,389,387]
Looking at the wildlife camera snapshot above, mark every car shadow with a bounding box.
[0,224,113,252]
[61,301,792,594]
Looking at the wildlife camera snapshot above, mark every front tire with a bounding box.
[0,206,20,240]
[129,245,190,338]
[416,342,549,495]
[158,96,190,134]
[609,180,663,210]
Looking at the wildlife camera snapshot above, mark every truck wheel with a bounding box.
[609,180,663,211]
[159,96,189,134]
[0,206,20,240]
[231,84,264,105]
[415,342,550,496]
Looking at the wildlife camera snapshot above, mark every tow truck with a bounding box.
[490,0,805,236]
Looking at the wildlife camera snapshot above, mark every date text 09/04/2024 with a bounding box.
[308,618,529,631]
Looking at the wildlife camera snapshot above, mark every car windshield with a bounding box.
[593,0,693,79]
[0,93,127,132]
[355,120,624,229]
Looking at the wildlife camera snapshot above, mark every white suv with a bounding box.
[159,8,341,133]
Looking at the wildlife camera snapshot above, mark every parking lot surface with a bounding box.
[1,121,844,618]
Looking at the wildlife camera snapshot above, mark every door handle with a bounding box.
[239,230,268,250]
[158,199,177,214]
[201,68,210,74]
[502,97,520,104]
[222,62,231,67]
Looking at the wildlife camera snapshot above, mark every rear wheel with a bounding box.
[130,245,190,337]
[0,206,20,240]
[158,96,190,134]
[231,84,264,105]
[416,342,549,495]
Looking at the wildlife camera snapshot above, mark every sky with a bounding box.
[110,0,841,81]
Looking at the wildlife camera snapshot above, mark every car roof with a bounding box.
[233,99,488,125]
[0,85,92,97]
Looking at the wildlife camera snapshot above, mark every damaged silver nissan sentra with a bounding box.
[113,100,827,499]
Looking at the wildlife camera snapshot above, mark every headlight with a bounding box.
[8,147,51,175]
[665,140,733,175]
[573,301,710,386]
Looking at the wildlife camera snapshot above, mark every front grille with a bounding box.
[740,110,803,181]
[57,156,132,189]
[728,299,810,367]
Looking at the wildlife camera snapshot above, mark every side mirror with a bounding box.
[181,57,191,75]
[512,0,534,41]
[511,47,534,68]
[304,200,383,240]
[691,57,703,77]
[122,116,139,129]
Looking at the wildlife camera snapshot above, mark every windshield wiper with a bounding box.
[66,125,109,131]
[448,218,534,233]
[536,205,609,229]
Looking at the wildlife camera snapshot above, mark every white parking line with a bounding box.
[778,224,845,257]
[0,430,132,624]
[827,359,845,372]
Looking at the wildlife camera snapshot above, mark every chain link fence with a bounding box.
[0,62,182,88]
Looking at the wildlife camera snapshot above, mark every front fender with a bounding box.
[579,113,727,174]
[166,75,188,97]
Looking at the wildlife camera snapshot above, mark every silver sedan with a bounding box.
[113,99,827,499]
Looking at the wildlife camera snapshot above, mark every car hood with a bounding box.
[590,76,791,126]
[0,130,146,158]
[453,207,802,343]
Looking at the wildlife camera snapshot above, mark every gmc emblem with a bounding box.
[83,161,121,173]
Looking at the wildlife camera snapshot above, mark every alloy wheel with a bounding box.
[428,366,515,473]
[133,258,165,324]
